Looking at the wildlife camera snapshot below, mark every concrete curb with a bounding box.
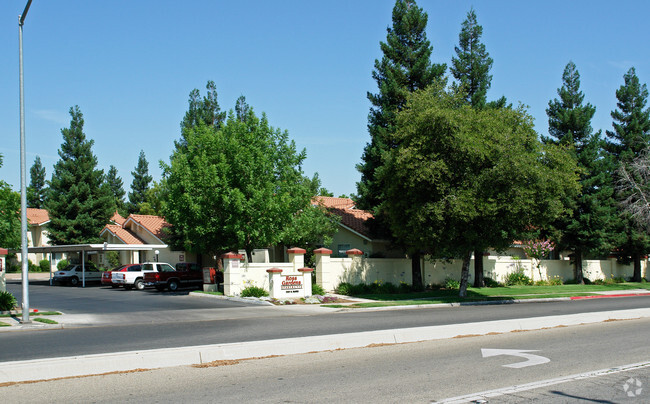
[2,308,649,384]
[188,292,274,306]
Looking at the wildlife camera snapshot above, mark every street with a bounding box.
[2,317,649,403]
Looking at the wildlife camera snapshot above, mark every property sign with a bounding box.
[281,275,303,293]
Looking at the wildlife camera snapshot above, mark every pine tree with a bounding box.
[606,67,650,282]
[356,0,445,290]
[106,165,126,214]
[178,80,226,150]
[450,8,499,286]
[545,62,618,284]
[27,156,47,208]
[357,0,446,212]
[450,8,493,109]
[45,106,113,245]
[127,150,153,215]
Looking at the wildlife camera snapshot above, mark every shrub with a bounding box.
[444,277,460,290]
[398,281,412,293]
[548,276,563,286]
[57,259,69,271]
[27,260,40,272]
[106,251,120,268]
[240,285,269,298]
[0,291,17,311]
[311,282,326,296]
[483,277,500,287]
[505,269,532,286]
[39,259,51,273]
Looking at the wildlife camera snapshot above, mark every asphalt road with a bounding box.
[3,317,649,403]
[2,280,650,363]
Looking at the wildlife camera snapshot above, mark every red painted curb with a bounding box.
[570,293,650,300]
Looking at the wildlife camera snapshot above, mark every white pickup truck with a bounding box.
[111,262,175,290]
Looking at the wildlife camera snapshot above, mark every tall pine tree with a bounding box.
[127,150,153,215]
[606,67,650,282]
[46,106,113,244]
[356,0,445,289]
[450,8,497,287]
[545,62,618,284]
[106,165,126,214]
[450,8,493,109]
[27,156,47,209]
[177,80,226,150]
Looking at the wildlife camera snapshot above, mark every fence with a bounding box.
[220,248,649,295]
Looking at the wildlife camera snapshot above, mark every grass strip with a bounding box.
[33,318,58,324]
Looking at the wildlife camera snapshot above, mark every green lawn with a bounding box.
[325,283,650,308]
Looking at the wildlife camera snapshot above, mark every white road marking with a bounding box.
[433,361,650,403]
[481,348,550,368]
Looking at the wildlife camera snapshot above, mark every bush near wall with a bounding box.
[39,260,50,272]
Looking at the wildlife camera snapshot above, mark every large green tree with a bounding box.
[106,165,126,214]
[162,100,310,259]
[27,156,47,209]
[127,150,153,214]
[606,67,650,282]
[357,0,445,289]
[450,8,493,109]
[378,84,579,297]
[544,62,619,284]
[450,8,501,286]
[45,106,114,245]
[0,156,21,249]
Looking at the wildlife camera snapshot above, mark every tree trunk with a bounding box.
[473,249,485,288]
[633,252,642,282]
[574,249,584,285]
[411,251,423,291]
[458,250,472,298]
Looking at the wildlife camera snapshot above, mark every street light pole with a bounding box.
[19,0,33,324]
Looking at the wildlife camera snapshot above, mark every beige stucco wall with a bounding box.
[313,254,649,292]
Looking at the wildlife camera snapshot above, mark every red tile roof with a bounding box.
[26,208,50,225]
[111,211,126,226]
[127,214,170,241]
[313,196,373,239]
[101,224,145,245]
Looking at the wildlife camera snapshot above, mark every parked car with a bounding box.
[143,262,204,292]
[53,263,101,286]
[112,262,171,290]
[101,264,142,288]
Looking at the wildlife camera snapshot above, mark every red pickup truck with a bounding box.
[143,263,204,292]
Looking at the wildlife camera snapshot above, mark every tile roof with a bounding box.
[101,224,145,245]
[313,196,355,210]
[127,214,170,241]
[313,196,373,239]
[26,208,50,225]
[111,211,126,226]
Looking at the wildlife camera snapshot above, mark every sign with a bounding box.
[281,275,303,292]
[481,349,550,368]
[179,254,184,262]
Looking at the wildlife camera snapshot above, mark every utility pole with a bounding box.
[19,0,33,324]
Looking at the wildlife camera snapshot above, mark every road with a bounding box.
[3,317,649,403]
[3,280,650,363]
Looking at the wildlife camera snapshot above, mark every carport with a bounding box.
[17,243,167,287]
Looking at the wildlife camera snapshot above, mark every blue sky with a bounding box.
[1,1,649,199]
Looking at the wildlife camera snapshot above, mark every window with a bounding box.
[337,244,351,258]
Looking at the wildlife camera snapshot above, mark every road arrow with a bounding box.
[481,349,550,369]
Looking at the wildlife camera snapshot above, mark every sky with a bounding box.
[1,1,650,199]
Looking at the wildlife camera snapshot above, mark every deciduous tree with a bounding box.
[162,100,310,260]
[378,84,579,297]
[0,156,20,249]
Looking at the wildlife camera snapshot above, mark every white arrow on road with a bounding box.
[481,349,550,368]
